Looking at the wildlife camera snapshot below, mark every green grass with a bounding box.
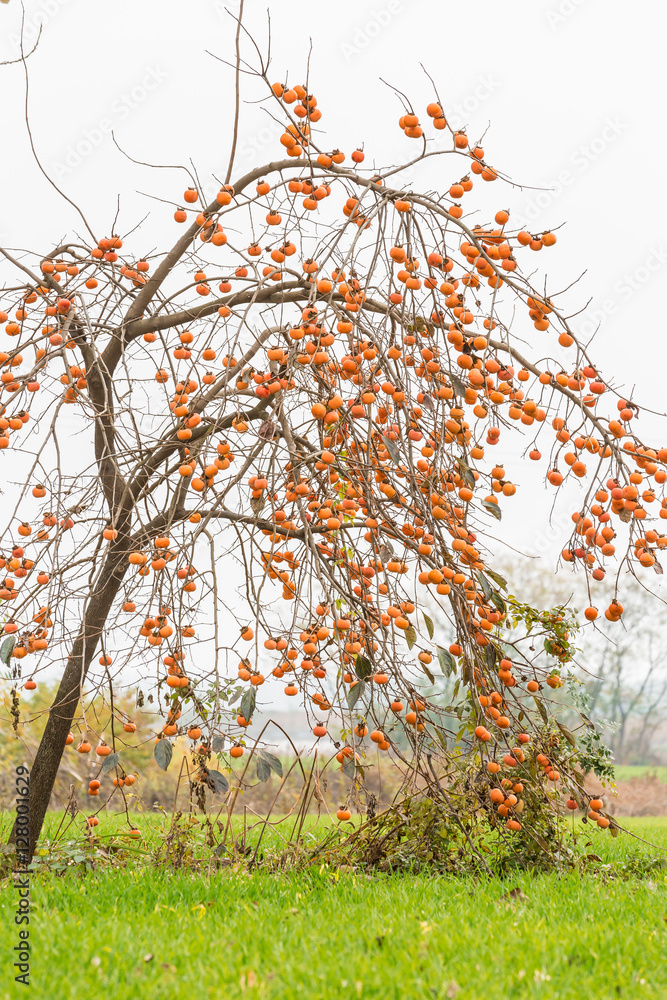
[0,817,666,999]
[612,765,667,784]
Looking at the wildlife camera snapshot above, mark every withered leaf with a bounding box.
[257,420,276,441]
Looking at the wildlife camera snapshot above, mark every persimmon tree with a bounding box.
[3,49,666,863]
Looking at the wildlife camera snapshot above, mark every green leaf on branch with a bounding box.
[404,625,417,650]
[476,572,492,600]
[422,613,434,640]
[0,636,16,666]
[485,569,508,591]
[259,750,283,778]
[434,729,448,751]
[241,687,256,723]
[557,721,577,747]
[154,738,173,771]
[101,752,120,774]
[342,757,357,780]
[206,770,229,794]
[482,500,502,521]
[490,591,506,613]
[347,680,365,710]
[420,661,436,685]
[534,698,549,724]
[256,757,272,782]
[437,647,456,677]
[355,654,373,680]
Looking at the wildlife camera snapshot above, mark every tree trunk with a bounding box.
[9,554,129,859]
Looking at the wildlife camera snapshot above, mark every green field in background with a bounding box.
[612,765,667,783]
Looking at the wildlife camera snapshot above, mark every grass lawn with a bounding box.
[612,765,667,784]
[0,816,666,1000]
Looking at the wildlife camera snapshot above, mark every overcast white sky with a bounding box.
[1,0,666,568]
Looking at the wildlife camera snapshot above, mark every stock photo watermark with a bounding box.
[515,116,627,228]
[49,67,168,180]
[339,1,407,62]
[575,246,667,339]
[234,71,501,173]
[446,76,501,132]
[12,765,32,987]
[212,0,242,18]
[3,0,72,55]
[525,512,572,557]
[544,0,590,28]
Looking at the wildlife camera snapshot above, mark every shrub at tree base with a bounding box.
[322,796,572,876]
[2,53,665,865]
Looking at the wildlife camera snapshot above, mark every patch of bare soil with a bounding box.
[585,773,667,816]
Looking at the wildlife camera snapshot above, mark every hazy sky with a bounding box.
[1,0,666,568]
